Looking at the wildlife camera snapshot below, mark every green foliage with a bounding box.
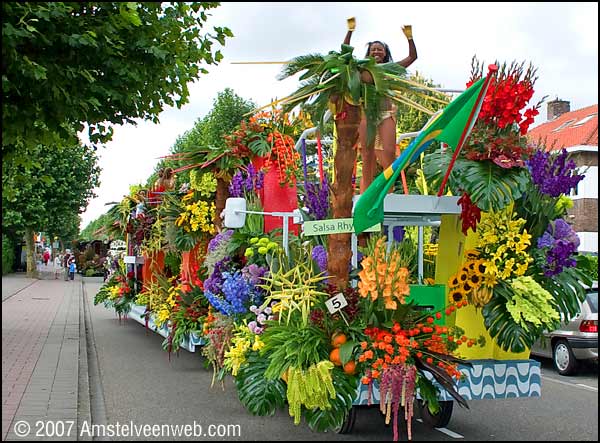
[260,323,329,380]
[505,276,559,329]
[80,213,114,241]
[3,143,100,268]
[202,88,256,148]
[3,2,233,155]
[235,351,288,416]
[2,235,15,275]
[423,149,529,211]
[583,254,598,281]
[303,368,358,432]
[482,281,546,353]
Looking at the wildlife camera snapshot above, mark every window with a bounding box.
[572,113,598,127]
[551,119,576,132]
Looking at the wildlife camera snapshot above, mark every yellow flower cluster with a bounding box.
[358,237,410,310]
[476,209,532,282]
[223,325,265,376]
[108,285,121,301]
[190,170,217,197]
[176,200,216,234]
[154,283,178,328]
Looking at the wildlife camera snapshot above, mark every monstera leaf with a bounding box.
[481,282,543,353]
[424,150,529,212]
[235,352,287,417]
[303,368,358,433]
[536,256,593,320]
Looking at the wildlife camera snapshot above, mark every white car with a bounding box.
[530,282,598,376]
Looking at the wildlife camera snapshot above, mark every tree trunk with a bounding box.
[327,100,361,290]
[214,174,230,230]
[25,227,38,279]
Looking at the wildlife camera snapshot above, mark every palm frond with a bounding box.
[277,53,326,80]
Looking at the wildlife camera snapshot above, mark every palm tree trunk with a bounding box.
[25,227,38,279]
[214,174,230,230]
[327,100,361,290]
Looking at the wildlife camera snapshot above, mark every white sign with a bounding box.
[325,293,348,314]
[124,255,145,264]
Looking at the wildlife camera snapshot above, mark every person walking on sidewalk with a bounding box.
[63,252,71,281]
[68,258,76,281]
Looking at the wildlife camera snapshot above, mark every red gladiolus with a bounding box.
[458,192,481,235]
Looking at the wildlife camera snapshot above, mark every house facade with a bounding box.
[527,100,598,254]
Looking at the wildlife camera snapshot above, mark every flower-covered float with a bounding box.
[93,46,594,441]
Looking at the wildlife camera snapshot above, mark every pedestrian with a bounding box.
[43,250,50,266]
[63,252,71,281]
[68,258,77,281]
[343,17,417,192]
[54,253,62,279]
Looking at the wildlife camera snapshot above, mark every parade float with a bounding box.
[93,45,593,440]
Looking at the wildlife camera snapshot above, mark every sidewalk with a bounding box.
[2,274,83,441]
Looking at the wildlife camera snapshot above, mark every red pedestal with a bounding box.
[262,164,299,235]
[181,242,202,283]
[142,250,165,288]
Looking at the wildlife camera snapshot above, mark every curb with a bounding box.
[81,280,109,441]
[78,280,92,441]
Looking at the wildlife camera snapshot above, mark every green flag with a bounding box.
[353,72,493,234]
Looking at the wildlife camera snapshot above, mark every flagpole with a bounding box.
[437,64,498,197]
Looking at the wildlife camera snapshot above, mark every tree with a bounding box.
[2,2,233,159]
[168,88,255,228]
[3,143,100,276]
[79,213,114,241]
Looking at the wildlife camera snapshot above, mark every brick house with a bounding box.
[527,100,598,254]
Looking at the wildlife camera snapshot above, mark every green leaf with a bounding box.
[338,341,355,365]
[424,150,529,211]
[303,368,358,432]
[236,352,287,416]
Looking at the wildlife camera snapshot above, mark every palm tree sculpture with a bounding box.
[271,43,447,289]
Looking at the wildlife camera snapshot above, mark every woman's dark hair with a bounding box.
[365,41,393,63]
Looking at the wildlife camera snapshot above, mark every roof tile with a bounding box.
[527,104,598,151]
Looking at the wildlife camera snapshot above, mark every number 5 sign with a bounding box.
[325,293,348,314]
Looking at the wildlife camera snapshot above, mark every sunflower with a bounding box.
[462,281,473,294]
[458,270,469,283]
[448,287,466,304]
[469,273,482,287]
[474,259,486,276]
[466,260,477,274]
[448,275,460,288]
[465,249,480,260]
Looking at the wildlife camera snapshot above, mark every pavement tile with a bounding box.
[2,275,81,441]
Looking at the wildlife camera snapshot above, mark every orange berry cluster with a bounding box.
[265,131,300,184]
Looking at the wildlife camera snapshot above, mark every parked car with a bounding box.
[530,282,598,375]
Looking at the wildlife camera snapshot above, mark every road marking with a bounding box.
[434,427,464,438]
[542,375,598,392]
[416,418,464,438]
[576,383,598,391]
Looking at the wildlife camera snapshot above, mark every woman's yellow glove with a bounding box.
[402,25,413,40]
[347,17,356,31]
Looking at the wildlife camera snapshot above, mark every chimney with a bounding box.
[547,98,570,121]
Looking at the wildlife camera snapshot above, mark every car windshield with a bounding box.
[586,291,598,313]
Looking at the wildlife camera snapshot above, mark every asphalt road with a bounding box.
[83,280,598,441]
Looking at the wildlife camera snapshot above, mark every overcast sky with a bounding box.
[79,2,598,230]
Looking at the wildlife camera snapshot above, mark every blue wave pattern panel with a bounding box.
[354,359,541,405]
